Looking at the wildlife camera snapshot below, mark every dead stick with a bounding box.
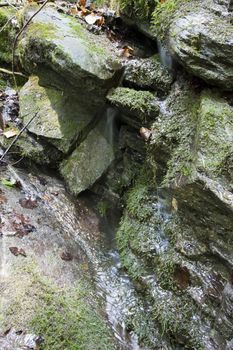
[0,67,27,77]
[0,112,38,163]
[12,0,50,89]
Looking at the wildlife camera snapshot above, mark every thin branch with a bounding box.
[0,112,38,163]
[0,67,27,78]
[12,0,50,89]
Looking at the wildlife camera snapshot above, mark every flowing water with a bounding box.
[0,162,145,350]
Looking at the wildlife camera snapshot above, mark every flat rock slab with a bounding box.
[19,76,97,153]
[19,5,121,96]
[107,87,160,128]
[60,118,115,195]
[124,55,173,93]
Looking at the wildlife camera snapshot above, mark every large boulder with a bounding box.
[60,117,115,195]
[19,76,98,154]
[18,4,122,101]
[167,1,233,89]
[150,76,233,191]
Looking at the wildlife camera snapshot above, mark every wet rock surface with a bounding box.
[124,55,173,93]
[19,76,97,153]
[19,4,122,100]
[60,117,115,195]
[107,87,160,128]
[167,0,233,89]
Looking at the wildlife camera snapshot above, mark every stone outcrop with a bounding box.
[19,4,122,102]
[166,1,233,89]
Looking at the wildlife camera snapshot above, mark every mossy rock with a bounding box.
[107,87,160,128]
[152,0,233,89]
[19,76,98,154]
[0,125,59,165]
[18,5,122,101]
[197,89,233,185]
[124,55,173,93]
[0,7,17,64]
[60,117,115,195]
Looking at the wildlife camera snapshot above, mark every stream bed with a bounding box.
[0,163,144,350]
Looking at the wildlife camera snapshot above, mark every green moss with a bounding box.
[119,0,153,19]
[27,22,57,39]
[0,8,16,63]
[2,260,116,350]
[97,200,110,217]
[108,87,159,122]
[69,20,107,56]
[151,0,191,40]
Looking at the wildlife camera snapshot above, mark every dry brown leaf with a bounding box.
[79,0,86,7]
[96,16,105,26]
[119,46,134,58]
[9,247,27,257]
[3,128,18,139]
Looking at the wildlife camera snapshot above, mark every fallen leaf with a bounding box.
[172,197,178,211]
[60,251,73,261]
[9,247,27,257]
[173,265,190,289]
[79,0,86,7]
[19,197,38,209]
[139,127,152,141]
[119,45,134,58]
[3,128,18,139]
[85,13,103,25]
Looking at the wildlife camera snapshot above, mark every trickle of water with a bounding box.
[104,107,118,146]
[157,40,173,71]
[0,236,8,279]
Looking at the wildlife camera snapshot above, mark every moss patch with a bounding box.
[1,260,116,350]
[0,7,16,63]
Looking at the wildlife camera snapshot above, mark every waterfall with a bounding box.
[157,40,174,71]
[104,107,118,147]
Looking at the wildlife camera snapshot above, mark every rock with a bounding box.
[18,5,122,101]
[0,7,16,63]
[107,87,160,128]
[124,55,173,93]
[168,2,233,89]
[60,118,115,195]
[197,90,233,187]
[0,127,57,165]
[150,77,233,191]
[19,76,98,154]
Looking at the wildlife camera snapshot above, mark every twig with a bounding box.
[0,3,20,7]
[12,0,50,89]
[0,67,27,77]
[0,112,38,163]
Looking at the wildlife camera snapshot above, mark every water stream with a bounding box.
[0,162,145,350]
